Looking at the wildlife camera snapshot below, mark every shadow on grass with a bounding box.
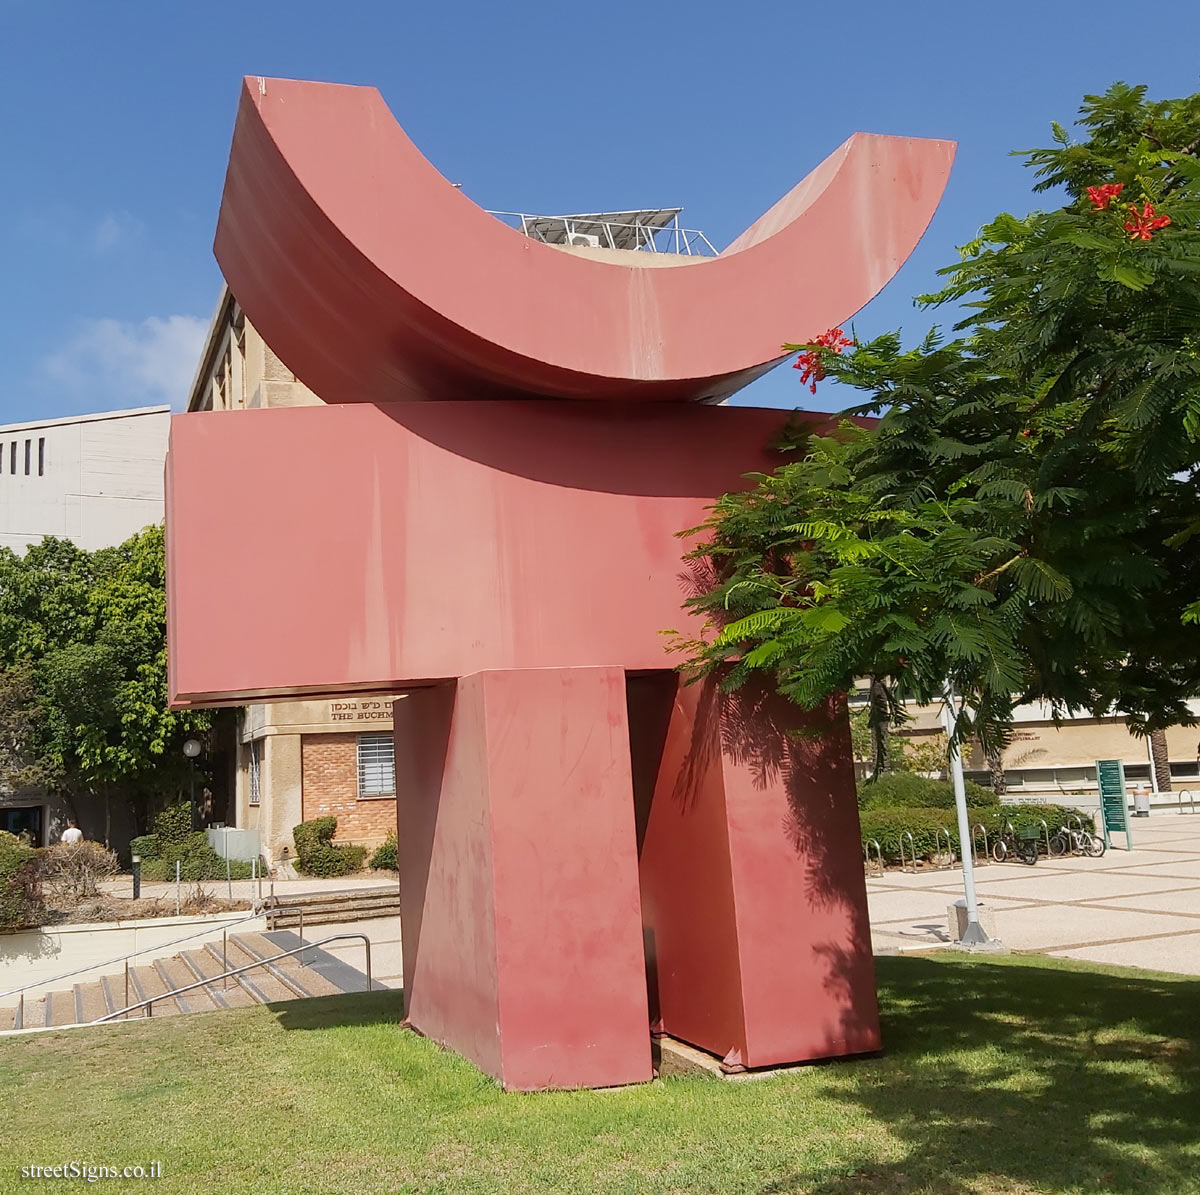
[769,954,1200,1194]
[269,988,406,1032]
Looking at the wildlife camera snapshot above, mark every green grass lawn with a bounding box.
[1,953,1197,1194]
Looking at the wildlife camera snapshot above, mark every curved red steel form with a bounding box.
[215,77,954,404]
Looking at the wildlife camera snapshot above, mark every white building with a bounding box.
[0,404,170,846]
[0,405,169,553]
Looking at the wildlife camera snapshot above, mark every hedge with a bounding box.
[293,817,366,878]
[858,771,998,812]
[129,834,159,861]
[0,831,43,930]
[135,805,258,881]
[860,803,1096,864]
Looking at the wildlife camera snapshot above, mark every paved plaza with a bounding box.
[869,811,1200,973]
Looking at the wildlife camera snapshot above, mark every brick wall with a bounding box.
[300,733,396,847]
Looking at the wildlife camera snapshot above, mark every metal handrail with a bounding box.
[0,908,265,1005]
[934,827,954,870]
[972,822,990,866]
[485,210,719,256]
[92,932,373,1024]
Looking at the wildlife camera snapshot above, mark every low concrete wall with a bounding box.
[0,910,266,1005]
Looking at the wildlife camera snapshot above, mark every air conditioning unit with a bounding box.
[567,233,601,248]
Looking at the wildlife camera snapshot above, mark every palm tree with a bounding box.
[1149,728,1172,793]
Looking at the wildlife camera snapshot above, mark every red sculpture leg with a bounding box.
[393,667,652,1091]
[632,673,881,1069]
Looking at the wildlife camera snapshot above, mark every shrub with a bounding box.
[860,802,1095,864]
[153,803,194,850]
[858,771,998,811]
[129,834,159,861]
[139,831,259,881]
[293,817,366,878]
[39,841,119,904]
[0,830,43,929]
[370,831,397,871]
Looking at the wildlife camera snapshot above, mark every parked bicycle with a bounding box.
[1048,817,1106,858]
[990,821,1039,866]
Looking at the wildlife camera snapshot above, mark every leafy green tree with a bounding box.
[0,526,213,838]
[677,83,1200,758]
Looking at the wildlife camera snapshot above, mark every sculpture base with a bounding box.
[393,667,653,1091]
[632,673,881,1068]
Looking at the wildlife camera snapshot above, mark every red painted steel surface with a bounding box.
[637,676,881,1067]
[166,77,957,1086]
[394,668,652,1091]
[166,401,803,706]
[215,76,954,405]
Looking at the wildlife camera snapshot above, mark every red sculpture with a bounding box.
[167,77,953,1089]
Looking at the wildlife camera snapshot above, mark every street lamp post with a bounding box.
[183,738,201,826]
[942,690,995,948]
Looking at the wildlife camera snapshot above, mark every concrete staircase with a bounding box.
[8,930,376,1030]
[265,886,401,930]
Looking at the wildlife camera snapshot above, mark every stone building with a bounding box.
[186,288,399,863]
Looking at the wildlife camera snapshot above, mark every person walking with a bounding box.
[60,819,83,845]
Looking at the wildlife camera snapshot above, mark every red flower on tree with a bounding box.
[1124,202,1171,241]
[814,328,853,352]
[792,327,852,394]
[1086,182,1123,210]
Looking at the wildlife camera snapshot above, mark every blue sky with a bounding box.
[1,1,1198,423]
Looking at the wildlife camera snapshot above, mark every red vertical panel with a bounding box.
[486,668,651,1091]
[639,677,880,1068]
[393,679,503,1081]
[395,669,651,1091]
[721,686,881,1067]
[637,678,748,1063]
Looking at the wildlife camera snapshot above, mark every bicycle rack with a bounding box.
[934,826,954,869]
[1038,818,1051,858]
[972,822,990,866]
[996,821,1015,863]
[899,830,918,874]
[1179,789,1197,815]
[1066,815,1083,854]
[863,839,884,878]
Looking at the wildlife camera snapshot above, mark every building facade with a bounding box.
[0,404,170,845]
[0,405,169,553]
[890,698,1200,805]
[186,288,400,863]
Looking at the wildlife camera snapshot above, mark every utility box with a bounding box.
[206,826,260,862]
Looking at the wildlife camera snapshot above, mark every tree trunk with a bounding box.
[867,675,892,779]
[1149,728,1172,792]
[986,744,1007,797]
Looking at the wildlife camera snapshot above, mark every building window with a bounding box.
[9,442,14,474]
[24,439,30,475]
[38,437,45,476]
[248,739,261,806]
[357,732,395,798]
